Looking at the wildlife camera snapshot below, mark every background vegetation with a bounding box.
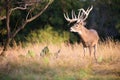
[0,0,120,46]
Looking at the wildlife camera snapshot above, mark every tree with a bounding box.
[0,0,53,56]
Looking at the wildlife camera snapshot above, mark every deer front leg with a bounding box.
[83,47,87,57]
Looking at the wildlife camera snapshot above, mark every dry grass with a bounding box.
[0,39,120,80]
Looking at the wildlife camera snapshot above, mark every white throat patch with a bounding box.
[70,27,76,32]
[78,31,82,34]
[70,27,82,34]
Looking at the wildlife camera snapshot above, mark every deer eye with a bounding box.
[76,24,79,28]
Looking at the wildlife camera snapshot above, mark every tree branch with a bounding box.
[26,1,52,23]
[26,6,35,20]
[10,0,43,14]
[0,2,28,20]
[12,0,53,38]
[10,4,29,15]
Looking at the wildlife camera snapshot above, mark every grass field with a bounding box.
[0,39,120,80]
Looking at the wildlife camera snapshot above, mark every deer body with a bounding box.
[71,24,99,47]
[71,23,99,58]
[64,6,99,60]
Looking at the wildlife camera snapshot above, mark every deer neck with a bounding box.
[78,26,89,42]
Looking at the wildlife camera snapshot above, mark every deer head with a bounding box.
[64,6,93,33]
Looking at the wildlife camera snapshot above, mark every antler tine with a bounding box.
[72,10,74,19]
[86,6,90,13]
[86,5,93,14]
[64,13,66,19]
[78,8,87,14]
[78,8,87,22]
[83,5,93,21]
[71,11,78,22]
[78,5,93,21]
[78,9,85,18]
[64,10,78,23]
[78,9,82,19]
[72,10,78,20]
[64,12,70,21]
[77,9,82,22]
[73,10,77,19]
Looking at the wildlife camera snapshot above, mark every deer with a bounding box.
[64,6,99,61]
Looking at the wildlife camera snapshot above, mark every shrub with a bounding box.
[26,50,35,57]
[26,25,70,44]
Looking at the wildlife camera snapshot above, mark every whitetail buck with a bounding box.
[64,6,99,60]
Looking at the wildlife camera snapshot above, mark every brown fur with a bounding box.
[70,22,99,60]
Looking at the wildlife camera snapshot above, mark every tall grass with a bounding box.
[0,39,120,80]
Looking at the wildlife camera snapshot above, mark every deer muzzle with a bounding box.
[70,27,76,32]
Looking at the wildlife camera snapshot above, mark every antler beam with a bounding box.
[78,5,93,21]
[64,10,78,23]
[64,6,93,23]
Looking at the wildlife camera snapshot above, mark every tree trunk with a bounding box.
[0,0,11,56]
[0,37,11,56]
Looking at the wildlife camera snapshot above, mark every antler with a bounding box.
[64,6,93,23]
[64,10,78,23]
[78,5,93,22]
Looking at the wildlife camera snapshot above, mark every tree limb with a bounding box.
[12,21,27,38]
[12,0,53,38]
[26,1,52,23]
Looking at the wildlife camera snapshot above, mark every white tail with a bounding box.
[64,6,99,61]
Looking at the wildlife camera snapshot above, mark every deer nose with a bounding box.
[70,27,74,32]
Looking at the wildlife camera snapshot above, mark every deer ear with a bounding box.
[78,22,82,25]
[83,22,86,25]
[80,21,86,26]
[77,21,82,24]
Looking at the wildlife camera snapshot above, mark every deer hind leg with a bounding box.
[94,44,97,61]
[88,46,92,56]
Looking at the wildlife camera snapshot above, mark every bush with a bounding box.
[26,25,70,44]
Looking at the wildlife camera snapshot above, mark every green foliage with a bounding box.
[116,21,120,33]
[97,56,103,63]
[54,75,76,80]
[0,0,6,16]
[26,25,70,44]
[0,74,12,80]
[43,57,50,66]
[77,67,93,79]
[0,21,2,26]
[69,33,79,44]
[0,0,120,46]
[26,50,35,57]
[0,28,7,35]
[0,9,6,17]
